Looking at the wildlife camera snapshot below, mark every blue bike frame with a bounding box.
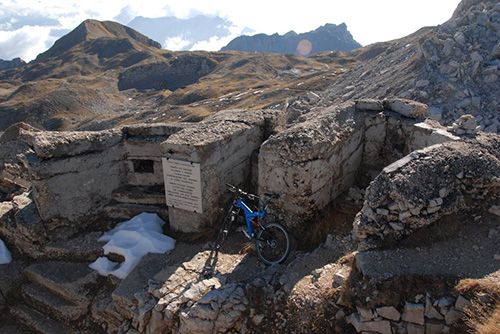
[236,198,265,238]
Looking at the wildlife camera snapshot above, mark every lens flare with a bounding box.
[296,39,312,56]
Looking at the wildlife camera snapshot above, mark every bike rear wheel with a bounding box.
[255,222,290,265]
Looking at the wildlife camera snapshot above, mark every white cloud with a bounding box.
[190,35,236,51]
[0,25,55,61]
[164,36,192,50]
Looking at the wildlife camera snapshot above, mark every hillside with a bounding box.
[1,2,498,134]
[221,23,361,55]
[320,0,500,132]
[0,20,356,131]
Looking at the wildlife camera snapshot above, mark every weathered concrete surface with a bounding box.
[259,100,458,227]
[32,129,122,159]
[29,132,125,223]
[260,102,365,226]
[161,109,284,232]
[123,123,187,187]
[122,123,188,138]
[406,120,459,153]
[0,259,25,313]
[22,283,88,324]
[384,98,428,119]
[0,192,49,258]
[9,304,74,334]
[353,133,500,248]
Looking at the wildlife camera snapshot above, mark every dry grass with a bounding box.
[1,36,358,131]
[466,301,500,334]
[456,278,500,334]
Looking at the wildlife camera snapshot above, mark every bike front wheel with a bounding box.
[255,222,290,265]
[214,212,235,250]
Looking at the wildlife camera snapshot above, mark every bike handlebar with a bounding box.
[226,184,279,201]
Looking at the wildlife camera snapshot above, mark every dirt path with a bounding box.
[356,210,500,279]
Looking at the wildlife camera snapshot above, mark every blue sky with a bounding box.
[0,0,461,61]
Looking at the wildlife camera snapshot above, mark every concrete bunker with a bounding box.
[258,98,458,227]
[23,97,462,238]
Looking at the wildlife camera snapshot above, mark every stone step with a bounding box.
[23,262,98,306]
[42,232,104,262]
[104,202,168,222]
[10,304,73,334]
[22,283,88,325]
[111,185,166,205]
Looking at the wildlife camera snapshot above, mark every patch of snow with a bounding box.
[89,213,175,279]
[0,238,12,264]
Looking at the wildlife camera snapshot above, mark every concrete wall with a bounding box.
[259,103,365,225]
[122,124,188,186]
[29,129,126,223]
[161,109,284,232]
[28,124,188,225]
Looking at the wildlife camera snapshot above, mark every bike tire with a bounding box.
[255,222,290,265]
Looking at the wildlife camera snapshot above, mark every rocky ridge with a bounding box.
[221,23,361,55]
[320,0,500,132]
[0,58,25,71]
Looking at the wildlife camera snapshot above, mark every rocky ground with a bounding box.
[0,183,498,334]
[318,0,500,133]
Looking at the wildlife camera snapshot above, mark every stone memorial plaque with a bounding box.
[162,157,203,213]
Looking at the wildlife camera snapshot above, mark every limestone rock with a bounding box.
[355,98,384,111]
[425,296,444,320]
[354,134,500,246]
[401,302,425,325]
[445,307,463,325]
[448,114,480,135]
[407,323,425,334]
[455,295,472,311]
[376,306,401,321]
[251,314,264,326]
[488,205,500,216]
[426,320,445,334]
[492,41,500,59]
[384,98,428,119]
[348,312,392,334]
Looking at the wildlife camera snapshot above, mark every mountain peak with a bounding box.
[221,22,361,55]
[34,19,161,62]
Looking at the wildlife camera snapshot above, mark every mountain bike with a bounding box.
[202,184,290,275]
